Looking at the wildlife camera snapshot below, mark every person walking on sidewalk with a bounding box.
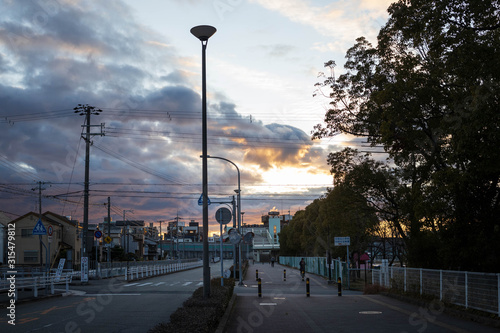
[271,257,275,267]
[299,258,306,279]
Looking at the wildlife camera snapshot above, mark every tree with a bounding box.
[313,0,500,271]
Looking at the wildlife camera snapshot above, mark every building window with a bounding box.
[21,229,34,238]
[24,250,39,263]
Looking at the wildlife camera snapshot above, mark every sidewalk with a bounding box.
[222,262,500,333]
[223,261,360,333]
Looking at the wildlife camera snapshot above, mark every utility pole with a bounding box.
[157,220,166,260]
[32,181,48,269]
[74,104,104,264]
[123,209,133,255]
[107,196,111,263]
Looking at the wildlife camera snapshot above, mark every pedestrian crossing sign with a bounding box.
[32,218,47,235]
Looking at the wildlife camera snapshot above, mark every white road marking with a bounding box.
[81,293,141,296]
[123,283,139,287]
[136,282,153,286]
[182,282,193,286]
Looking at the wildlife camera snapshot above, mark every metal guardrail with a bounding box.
[373,265,500,317]
[0,274,72,300]
[124,260,203,281]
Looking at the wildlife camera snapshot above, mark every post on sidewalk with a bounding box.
[258,278,262,297]
[338,277,342,296]
[256,269,259,281]
[283,269,286,281]
[306,278,310,297]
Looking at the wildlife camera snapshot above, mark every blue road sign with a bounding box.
[32,219,47,235]
[94,230,103,238]
[198,194,211,206]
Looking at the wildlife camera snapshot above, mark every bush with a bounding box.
[149,277,235,333]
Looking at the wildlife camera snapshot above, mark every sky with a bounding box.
[0,0,393,235]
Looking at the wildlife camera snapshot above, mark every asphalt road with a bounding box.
[0,261,227,333]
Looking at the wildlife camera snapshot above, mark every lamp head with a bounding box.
[191,25,217,42]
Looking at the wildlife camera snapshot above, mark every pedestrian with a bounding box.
[299,258,306,279]
[271,256,275,267]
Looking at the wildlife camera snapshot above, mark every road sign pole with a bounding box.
[347,244,350,290]
[220,213,223,286]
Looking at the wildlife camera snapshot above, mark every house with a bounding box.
[0,211,11,265]
[7,211,81,269]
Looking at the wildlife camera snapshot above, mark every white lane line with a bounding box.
[81,294,141,296]
[182,282,193,286]
[153,282,165,286]
[136,282,153,286]
[196,282,203,286]
[123,283,139,287]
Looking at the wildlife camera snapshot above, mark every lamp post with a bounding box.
[207,155,243,286]
[191,25,217,299]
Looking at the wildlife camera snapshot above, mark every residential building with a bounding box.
[7,211,81,269]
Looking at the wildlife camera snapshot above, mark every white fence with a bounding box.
[124,260,202,281]
[373,261,500,317]
[0,274,72,300]
[78,258,201,280]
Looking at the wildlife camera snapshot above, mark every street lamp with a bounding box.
[191,25,216,299]
[206,155,243,286]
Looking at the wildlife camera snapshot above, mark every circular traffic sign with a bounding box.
[243,232,254,244]
[94,230,103,238]
[47,225,53,236]
[227,228,242,244]
[215,207,232,225]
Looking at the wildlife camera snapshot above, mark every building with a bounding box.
[0,212,11,265]
[6,211,81,269]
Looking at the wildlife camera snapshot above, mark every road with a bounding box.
[0,261,227,333]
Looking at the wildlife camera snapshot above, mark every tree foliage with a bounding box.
[279,185,378,261]
[312,0,500,271]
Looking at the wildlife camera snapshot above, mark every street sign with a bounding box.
[227,228,242,244]
[32,219,47,235]
[334,236,351,246]
[47,225,53,236]
[243,232,255,244]
[215,207,232,224]
[55,258,66,282]
[104,236,112,244]
[81,257,89,282]
[198,194,211,206]
[48,235,53,243]
[94,230,103,238]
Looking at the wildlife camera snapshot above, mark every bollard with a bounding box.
[306,278,310,297]
[284,269,286,281]
[258,278,262,297]
[338,277,342,296]
[256,269,259,281]
[302,270,305,282]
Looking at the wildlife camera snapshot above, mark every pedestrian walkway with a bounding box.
[222,262,500,333]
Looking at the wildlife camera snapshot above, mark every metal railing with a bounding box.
[71,258,201,280]
[373,263,500,317]
[280,256,500,317]
[124,260,202,281]
[0,274,72,300]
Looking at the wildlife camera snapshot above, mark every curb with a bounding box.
[215,292,237,333]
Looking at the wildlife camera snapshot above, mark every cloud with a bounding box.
[0,0,332,230]
[250,0,392,49]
